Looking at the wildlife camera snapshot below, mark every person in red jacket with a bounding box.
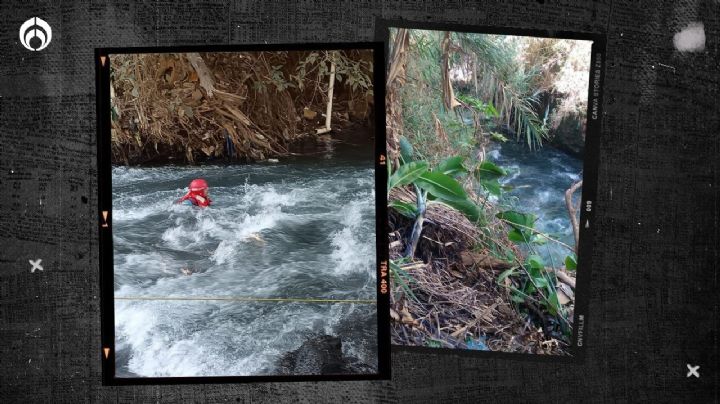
[177,178,212,207]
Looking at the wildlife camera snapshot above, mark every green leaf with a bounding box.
[389,200,418,218]
[497,268,517,284]
[480,179,502,196]
[490,132,508,142]
[565,254,577,271]
[476,161,507,179]
[527,255,544,270]
[504,250,517,263]
[388,161,428,191]
[507,229,527,243]
[431,198,483,223]
[533,277,549,289]
[415,171,468,202]
[436,156,465,177]
[399,136,414,164]
[524,282,537,295]
[546,292,560,316]
[531,234,548,245]
[426,339,443,348]
[527,255,544,279]
[496,210,537,231]
[389,260,419,303]
[484,103,499,117]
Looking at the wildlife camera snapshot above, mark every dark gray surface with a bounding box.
[0,0,717,402]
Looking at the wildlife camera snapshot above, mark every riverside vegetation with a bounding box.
[110,50,374,165]
[386,28,590,355]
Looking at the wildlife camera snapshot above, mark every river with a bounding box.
[486,140,583,267]
[111,139,377,377]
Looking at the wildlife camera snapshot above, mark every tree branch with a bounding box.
[564,179,583,252]
[186,53,215,98]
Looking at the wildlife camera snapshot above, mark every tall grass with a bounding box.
[453,32,548,149]
[399,30,478,167]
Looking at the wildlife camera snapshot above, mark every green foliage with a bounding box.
[269,64,294,92]
[452,32,549,149]
[293,50,373,97]
[564,254,577,271]
[389,29,578,340]
[475,160,507,197]
[333,51,373,94]
[389,200,418,218]
[389,259,420,304]
[434,197,484,224]
[456,93,499,118]
[496,210,537,240]
[415,171,468,202]
[495,210,569,332]
[397,31,478,166]
[436,156,466,177]
[489,132,508,142]
[476,160,507,177]
[388,161,428,191]
[399,136,415,164]
[388,139,484,226]
[497,267,518,284]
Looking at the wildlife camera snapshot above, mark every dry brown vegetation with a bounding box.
[388,187,570,355]
[110,50,374,165]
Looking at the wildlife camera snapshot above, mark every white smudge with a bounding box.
[673,22,705,52]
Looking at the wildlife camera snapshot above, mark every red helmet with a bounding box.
[189,178,208,192]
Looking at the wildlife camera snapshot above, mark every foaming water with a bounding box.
[112,155,377,377]
[486,141,583,266]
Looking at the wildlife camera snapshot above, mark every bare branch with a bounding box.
[186,53,215,98]
[565,179,583,252]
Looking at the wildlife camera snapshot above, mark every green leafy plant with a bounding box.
[495,210,571,335]
[456,93,499,118]
[496,210,540,243]
[452,32,549,149]
[389,259,420,304]
[564,254,577,271]
[475,160,507,197]
[388,136,485,257]
[489,131,509,142]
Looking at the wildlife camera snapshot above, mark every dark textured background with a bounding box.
[0,1,717,402]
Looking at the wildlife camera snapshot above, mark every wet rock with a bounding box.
[549,111,585,157]
[276,334,376,375]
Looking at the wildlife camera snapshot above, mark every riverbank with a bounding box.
[109,51,375,166]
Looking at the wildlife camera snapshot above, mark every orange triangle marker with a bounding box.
[103,347,110,359]
[102,211,109,227]
[100,56,107,66]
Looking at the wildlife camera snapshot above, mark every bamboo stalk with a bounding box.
[317,53,336,135]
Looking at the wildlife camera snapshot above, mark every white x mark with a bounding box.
[686,364,700,378]
[29,259,43,273]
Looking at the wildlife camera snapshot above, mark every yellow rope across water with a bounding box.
[115,296,377,304]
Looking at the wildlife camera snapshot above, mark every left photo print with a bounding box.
[96,43,388,383]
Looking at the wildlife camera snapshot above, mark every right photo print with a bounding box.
[384,23,602,356]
